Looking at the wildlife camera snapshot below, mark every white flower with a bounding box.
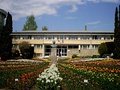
[42,80,44,83]
[37,63,63,88]
[51,80,53,82]
[46,79,50,83]
[55,81,57,84]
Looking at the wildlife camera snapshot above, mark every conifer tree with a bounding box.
[119,5,120,31]
[0,12,13,60]
[23,14,37,30]
[113,6,120,59]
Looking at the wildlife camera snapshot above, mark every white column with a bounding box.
[79,45,81,50]
[89,37,92,49]
[42,44,45,57]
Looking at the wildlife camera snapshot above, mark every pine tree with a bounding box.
[0,12,13,60]
[23,14,37,30]
[114,7,119,39]
[113,6,120,59]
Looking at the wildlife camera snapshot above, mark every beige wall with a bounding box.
[67,49,99,58]
[12,34,114,58]
[12,39,113,46]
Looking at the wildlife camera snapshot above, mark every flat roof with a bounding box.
[11,31,114,35]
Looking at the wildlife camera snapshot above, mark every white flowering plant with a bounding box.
[36,64,63,90]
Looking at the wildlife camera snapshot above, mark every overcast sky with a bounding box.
[0,0,120,31]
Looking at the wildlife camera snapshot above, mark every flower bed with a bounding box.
[1,59,120,90]
[58,60,120,90]
[69,60,120,74]
[36,64,63,90]
[0,60,49,89]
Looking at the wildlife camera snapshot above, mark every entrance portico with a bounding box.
[44,45,67,57]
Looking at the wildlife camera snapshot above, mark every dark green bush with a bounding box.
[72,54,78,58]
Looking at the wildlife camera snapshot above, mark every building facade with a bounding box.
[11,31,114,58]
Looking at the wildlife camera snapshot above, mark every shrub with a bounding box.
[98,43,108,57]
[19,41,34,59]
[72,54,78,58]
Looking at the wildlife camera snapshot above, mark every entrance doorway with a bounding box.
[57,45,67,57]
[44,45,67,57]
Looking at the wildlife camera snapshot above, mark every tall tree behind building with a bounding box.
[113,5,120,59]
[42,26,48,31]
[23,14,37,30]
[0,12,13,60]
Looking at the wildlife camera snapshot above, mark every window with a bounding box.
[104,35,113,40]
[92,45,99,49]
[34,44,42,49]
[34,35,43,39]
[45,45,51,56]
[97,36,102,40]
[22,35,31,39]
[68,35,78,40]
[92,35,98,40]
[80,35,90,40]
[81,45,90,49]
[68,45,78,49]
[45,35,54,39]
[57,35,66,40]
[13,36,21,39]
[110,36,113,40]
[83,45,87,49]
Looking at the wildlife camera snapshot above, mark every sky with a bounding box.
[0,0,120,32]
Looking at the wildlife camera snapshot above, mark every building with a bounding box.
[0,9,7,34]
[11,31,114,58]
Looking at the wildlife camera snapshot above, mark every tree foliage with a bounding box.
[106,42,114,54]
[19,41,30,53]
[19,41,34,59]
[0,12,13,61]
[113,5,120,59]
[23,14,37,30]
[98,43,108,57]
[42,26,48,31]
[98,42,114,57]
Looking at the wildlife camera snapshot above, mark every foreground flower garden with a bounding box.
[0,60,49,89]
[59,59,120,90]
[0,59,120,90]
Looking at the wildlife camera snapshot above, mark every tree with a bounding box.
[98,43,108,57]
[0,12,13,60]
[23,14,37,30]
[42,26,48,31]
[113,6,120,59]
[19,41,30,58]
[106,42,114,54]
[19,41,34,59]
